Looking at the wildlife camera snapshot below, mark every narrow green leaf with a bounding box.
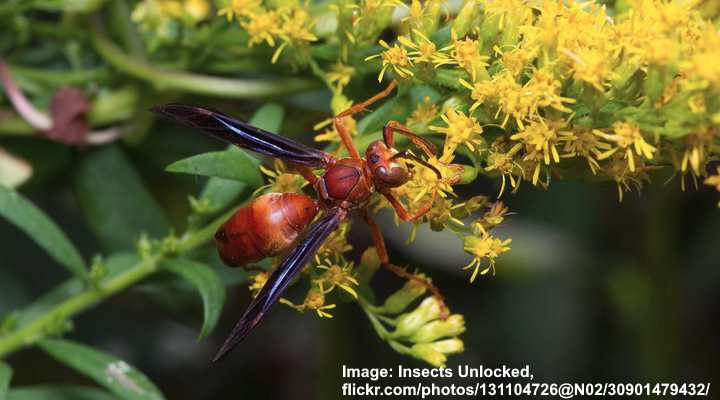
[38,339,165,400]
[0,186,86,277]
[199,103,283,213]
[0,361,11,400]
[248,103,285,132]
[161,259,226,339]
[166,149,263,186]
[74,146,170,251]
[8,385,118,400]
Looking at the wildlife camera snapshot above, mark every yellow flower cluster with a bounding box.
[218,0,318,64]
[132,0,210,39]
[216,0,720,366]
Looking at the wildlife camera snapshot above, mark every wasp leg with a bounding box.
[291,165,319,186]
[333,80,399,160]
[382,121,437,158]
[360,209,448,318]
[381,190,437,222]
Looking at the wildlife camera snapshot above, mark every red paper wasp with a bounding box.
[153,81,446,361]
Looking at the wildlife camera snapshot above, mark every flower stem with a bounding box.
[0,205,241,359]
[88,17,321,99]
[0,256,159,359]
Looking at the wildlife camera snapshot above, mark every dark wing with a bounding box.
[212,208,346,362]
[152,104,330,168]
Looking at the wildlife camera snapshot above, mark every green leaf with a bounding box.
[166,149,263,186]
[8,385,118,400]
[198,177,249,215]
[0,186,86,277]
[197,103,283,212]
[161,259,225,339]
[74,146,170,251]
[356,96,409,135]
[38,339,165,400]
[0,361,11,400]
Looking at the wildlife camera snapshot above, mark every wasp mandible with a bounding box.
[153,81,446,361]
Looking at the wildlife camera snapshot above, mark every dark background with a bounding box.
[1,95,718,398]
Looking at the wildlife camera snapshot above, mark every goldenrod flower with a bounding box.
[255,160,307,196]
[561,129,613,174]
[595,122,656,172]
[523,68,576,113]
[242,11,281,47]
[316,222,353,260]
[680,129,716,177]
[462,233,512,283]
[397,31,451,65]
[280,288,337,318]
[277,7,318,43]
[217,0,261,21]
[406,96,440,127]
[184,0,209,21]
[472,201,509,236]
[603,152,654,202]
[435,30,488,81]
[248,271,268,298]
[326,62,355,91]
[510,119,562,166]
[366,40,414,82]
[395,157,460,203]
[429,109,484,158]
[485,141,523,198]
[458,78,492,113]
[315,257,359,299]
[404,197,465,241]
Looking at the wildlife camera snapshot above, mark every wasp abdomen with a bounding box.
[214,193,319,267]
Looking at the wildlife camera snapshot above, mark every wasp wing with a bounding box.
[152,104,330,168]
[212,208,346,362]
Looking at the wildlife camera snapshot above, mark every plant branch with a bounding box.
[88,16,321,99]
[0,205,241,359]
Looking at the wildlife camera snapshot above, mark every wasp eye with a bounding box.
[369,154,380,164]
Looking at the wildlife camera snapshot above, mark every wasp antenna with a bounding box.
[391,152,442,179]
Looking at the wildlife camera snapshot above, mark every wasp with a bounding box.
[153,81,446,361]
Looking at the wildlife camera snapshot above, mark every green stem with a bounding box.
[88,17,321,99]
[8,65,110,86]
[0,256,159,358]
[357,296,390,339]
[0,205,238,359]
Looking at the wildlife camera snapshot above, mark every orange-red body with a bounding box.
[214,193,319,266]
[215,145,415,267]
[317,158,374,209]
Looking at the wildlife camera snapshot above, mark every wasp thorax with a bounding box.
[366,140,409,188]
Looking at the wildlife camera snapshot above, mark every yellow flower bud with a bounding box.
[410,343,447,367]
[184,0,209,21]
[409,314,466,343]
[356,247,381,285]
[392,297,442,338]
[428,338,465,354]
[379,279,427,314]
